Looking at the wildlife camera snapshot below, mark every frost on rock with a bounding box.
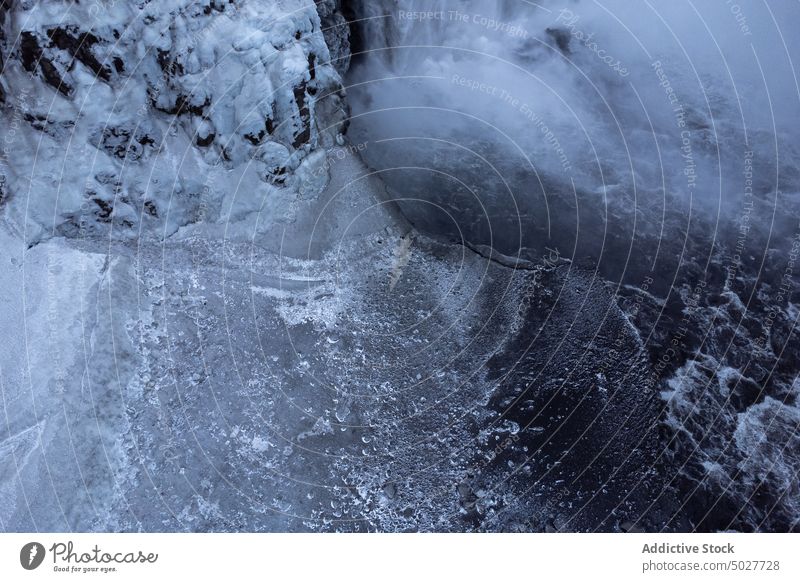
[0,0,348,243]
[314,0,351,74]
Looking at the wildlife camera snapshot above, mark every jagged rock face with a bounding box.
[315,0,351,74]
[0,0,11,104]
[0,0,348,242]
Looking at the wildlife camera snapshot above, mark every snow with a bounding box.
[2,135,629,532]
[1,0,347,245]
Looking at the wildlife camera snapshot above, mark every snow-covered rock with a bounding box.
[315,0,351,74]
[0,0,348,243]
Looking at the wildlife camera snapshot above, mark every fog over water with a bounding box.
[346,0,800,271]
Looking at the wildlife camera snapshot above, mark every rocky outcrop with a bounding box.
[0,0,11,104]
[315,0,351,74]
[0,0,350,243]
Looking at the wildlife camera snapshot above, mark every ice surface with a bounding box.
[0,141,668,531]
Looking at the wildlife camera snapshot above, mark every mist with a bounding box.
[344,0,800,279]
